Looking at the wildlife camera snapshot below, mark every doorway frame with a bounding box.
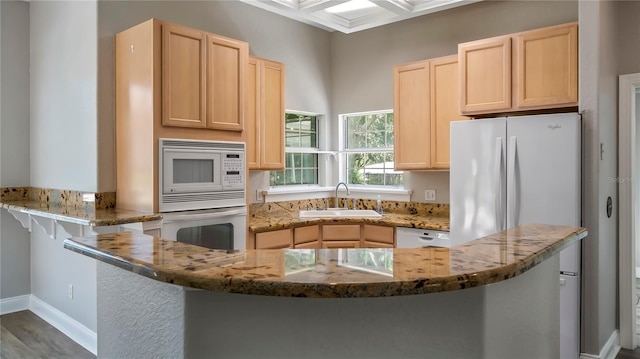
[619,72,640,349]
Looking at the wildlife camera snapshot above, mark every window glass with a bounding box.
[270,113,320,186]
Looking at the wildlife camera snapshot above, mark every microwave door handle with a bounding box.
[164,208,247,221]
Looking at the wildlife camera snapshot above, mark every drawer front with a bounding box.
[321,240,360,249]
[255,229,292,249]
[294,225,320,244]
[294,241,320,249]
[361,240,394,248]
[322,225,361,241]
[362,225,394,244]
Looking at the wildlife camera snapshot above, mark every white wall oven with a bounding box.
[161,207,247,251]
[159,138,247,250]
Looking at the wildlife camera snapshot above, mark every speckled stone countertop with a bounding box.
[64,224,586,298]
[0,200,162,227]
[249,200,450,232]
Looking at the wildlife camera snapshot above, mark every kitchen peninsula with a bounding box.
[64,223,586,358]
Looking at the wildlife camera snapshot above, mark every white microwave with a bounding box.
[159,138,246,212]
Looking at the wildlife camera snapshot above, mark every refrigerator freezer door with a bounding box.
[560,273,580,359]
[450,118,507,246]
[505,113,581,272]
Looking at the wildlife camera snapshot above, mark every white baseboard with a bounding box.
[0,295,30,315]
[0,295,97,356]
[580,330,620,359]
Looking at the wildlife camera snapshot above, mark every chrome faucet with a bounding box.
[335,182,350,209]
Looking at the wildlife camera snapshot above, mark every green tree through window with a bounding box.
[343,112,402,186]
[270,113,319,186]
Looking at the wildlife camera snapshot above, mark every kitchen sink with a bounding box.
[299,209,382,218]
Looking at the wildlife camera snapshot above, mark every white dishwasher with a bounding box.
[396,227,451,248]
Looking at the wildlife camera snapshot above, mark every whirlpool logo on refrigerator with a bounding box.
[548,124,562,130]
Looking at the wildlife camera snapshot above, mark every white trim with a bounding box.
[579,330,620,359]
[0,294,30,315]
[0,294,98,355]
[619,72,640,350]
[29,295,97,355]
[263,186,412,202]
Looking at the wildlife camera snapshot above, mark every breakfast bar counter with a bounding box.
[64,224,585,297]
[64,224,585,359]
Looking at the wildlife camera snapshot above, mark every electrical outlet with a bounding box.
[425,190,436,201]
[256,189,264,201]
[68,284,74,299]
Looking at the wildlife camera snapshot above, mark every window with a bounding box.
[270,112,320,186]
[341,111,403,187]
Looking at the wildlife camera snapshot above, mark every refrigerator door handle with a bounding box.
[494,138,504,231]
[508,136,518,228]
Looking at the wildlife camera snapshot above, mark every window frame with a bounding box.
[338,109,403,189]
[269,110,328,189]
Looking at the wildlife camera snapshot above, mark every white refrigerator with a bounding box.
[450,113,581,359]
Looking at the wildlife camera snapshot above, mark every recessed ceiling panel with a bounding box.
[239,0,482,33]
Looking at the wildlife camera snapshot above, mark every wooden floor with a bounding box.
[618,347,640,359]
[0,310,94,359]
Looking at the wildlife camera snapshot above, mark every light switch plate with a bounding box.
[425,190,436,201]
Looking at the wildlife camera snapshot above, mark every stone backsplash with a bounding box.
[1,187,116,210]
[250,198,449,218]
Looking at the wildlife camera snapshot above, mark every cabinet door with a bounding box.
[246,57,260,169]
[162,23,206,128]
[459,35,512,115]
[255,229,292,249]
[322,241,360,249]
[294,225,320,245]
[429,55,469,169]
[362,224,394,245]
[516,22,578,109]
[260,59,285,170]
[393,60,431,170]
[206,34,248,131]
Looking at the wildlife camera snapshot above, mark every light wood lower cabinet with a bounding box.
[293,225,320,249]
[362,224,395,247]
[254,228,292,249]
[251,223,396,250]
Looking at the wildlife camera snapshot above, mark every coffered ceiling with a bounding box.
[239,0,482,34]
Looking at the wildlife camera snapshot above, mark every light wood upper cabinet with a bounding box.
[516,22,578,109]
[458,35,512,115]
[430,55,469,169]
[206,34,248,131]
[393,56,467,170]
[393,60,431,170]
[459,22,578,115]
[246,56,285,170]
[161,22,248,131]
[162,23,206,128]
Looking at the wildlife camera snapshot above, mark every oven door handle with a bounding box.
[163,208,247,222]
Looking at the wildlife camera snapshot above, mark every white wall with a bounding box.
[329,0,579,203]
[637,90,640,270]
[30,0,98,192]
[0,0,31,301]
[578,0,626,354]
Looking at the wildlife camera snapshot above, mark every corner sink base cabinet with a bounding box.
[96,256,561,358]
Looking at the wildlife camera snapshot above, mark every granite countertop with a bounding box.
[249,211,449,232]
[64,223,586,298]
[249,200,450,232]
[0,200,162,227]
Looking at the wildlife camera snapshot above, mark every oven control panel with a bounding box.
[222,151,245,189]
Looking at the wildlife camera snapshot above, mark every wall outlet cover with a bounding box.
[425,190,436,201]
